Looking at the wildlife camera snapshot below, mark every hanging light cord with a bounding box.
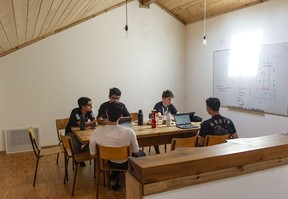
[203,0,206,36]
[124,0,128,31]
[203,0,207,44]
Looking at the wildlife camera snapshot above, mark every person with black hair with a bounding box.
[152,89,178,154]
[197,97,238,147]
[97,87,130,125]
[65,97,96,166]
[90,102,141,192]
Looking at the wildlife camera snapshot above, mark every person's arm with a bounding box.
[97,117,107,125]
[86,112,97,127]
[197,122,208,147]
[97,103,107,119]
[169,104,178,115]
[122,103,130,117]
[70,109,81,127]
[231,132,239,139]
[130,130,140,155]
[96,103,108,125]
[85,119,96,126]
[153,102,162,115]
[229,120,238,139]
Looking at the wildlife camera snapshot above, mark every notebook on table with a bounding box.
[174,112,198,129]
[118,116,132,128]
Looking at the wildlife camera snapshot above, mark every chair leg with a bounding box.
[56,141,61,164]
[33,157,40,186]
[56,153,59,164]
[107,172,111,189]
[72,163,78,196]
[103,171,106,187]
[63,158,67,184]
[66,157,70,182]
[63,155,68,184]
[93,159,96,178]
[164,144,167,153]
[96,171,101,199]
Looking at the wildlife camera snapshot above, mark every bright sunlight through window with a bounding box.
[228,30,263,77]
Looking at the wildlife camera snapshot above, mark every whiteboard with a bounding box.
[213,43,288,116]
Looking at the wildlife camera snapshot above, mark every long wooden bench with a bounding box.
[126,133,288,198]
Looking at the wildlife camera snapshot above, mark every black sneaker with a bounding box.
[111,184,122,192]
[79,162,86,167]
[109,179,117,186]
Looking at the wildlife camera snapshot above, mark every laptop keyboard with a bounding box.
[178,124,197,129]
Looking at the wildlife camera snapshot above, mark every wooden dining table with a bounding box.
[72,123,200,147]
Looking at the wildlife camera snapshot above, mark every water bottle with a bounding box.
[151,109,157,128]
[167,112,172,127]
[138,110,143,125]
[80,115,85,130]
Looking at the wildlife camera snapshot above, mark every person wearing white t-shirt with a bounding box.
[89,102,140,192]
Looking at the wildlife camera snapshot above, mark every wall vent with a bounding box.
[4,127,40,154]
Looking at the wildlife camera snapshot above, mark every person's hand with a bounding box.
[90,120,97,128]
[97,117,107,125]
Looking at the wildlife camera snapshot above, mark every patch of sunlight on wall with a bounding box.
[228,30,263,77]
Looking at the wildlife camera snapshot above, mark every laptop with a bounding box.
[174,112,198,129]
[118,116,132,128]
[188,112,196,121]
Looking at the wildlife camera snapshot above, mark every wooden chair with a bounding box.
[55,118,69,163]
[96,144,130,199]
[170,136,198,151]
[204,134,230,146]
[61,135,95,196]
[27,127,64,186]
[130,112,138,122]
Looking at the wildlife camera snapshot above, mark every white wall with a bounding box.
[186,0,288,138]
[145,165,288,199]
[0,1,186,150]
[1,0,287,151]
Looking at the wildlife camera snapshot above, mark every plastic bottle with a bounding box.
[167,112,172,127]
[80,115,85,130]
[138,110,144,125]
[151,109,157,128]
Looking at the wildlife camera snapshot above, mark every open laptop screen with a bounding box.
[118,117,132,127]
[174,113,191,126]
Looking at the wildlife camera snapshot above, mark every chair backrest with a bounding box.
[97,145,130,160]
[204,134,230,146]
[27,127,40,156]
[96,144,130,169]
[130,112,138,122]
[170,136,197,151]
[61,135,74,157]
[56,118,69,141]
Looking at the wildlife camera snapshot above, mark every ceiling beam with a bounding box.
[139,0,156,9]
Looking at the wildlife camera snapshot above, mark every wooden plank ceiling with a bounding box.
[0,0,269,58]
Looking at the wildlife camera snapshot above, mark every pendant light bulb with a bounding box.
[203,35,207,45]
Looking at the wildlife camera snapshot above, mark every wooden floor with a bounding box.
[0,146,166,199]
